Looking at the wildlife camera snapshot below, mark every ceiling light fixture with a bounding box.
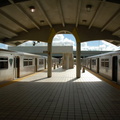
[82,20,87,23]
[29,6,35,13]
[86,4,92,12]
[40,20,45,24]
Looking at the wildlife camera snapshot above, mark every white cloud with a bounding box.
[0,43,8,49]
[100,40,119,51]
[81,42,87,48]
[52,34,76,50]
[99,40,119,51]
[36,42,47,46]
[18,34,76,50]
[81,40,119,51]
[52,34,64,46]
[19,41,47,46]
[64,38,74,46]
[19,41,32,46]
[13,35,120,51]
[53,34,64,41]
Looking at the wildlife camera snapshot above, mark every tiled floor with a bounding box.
[0,67,120,120]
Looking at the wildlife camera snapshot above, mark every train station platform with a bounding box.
[0,67,120,120]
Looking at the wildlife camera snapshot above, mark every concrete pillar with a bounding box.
[53,64,56,69]
[62,54,65,69]
[62,53,73,69]
[76,42,81,78]
[48,43,52,77]
[69,54,74,69]
[66,54,69,69]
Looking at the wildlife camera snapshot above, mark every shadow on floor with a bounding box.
[52,67,67,72]
[32,77,48,82]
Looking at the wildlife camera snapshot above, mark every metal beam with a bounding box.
[106,0,120,4]
[8,0,40,30]
[0,9,28,32]
[101,8,120,32]
[112,27,120,35]
[0,32,12,38]
[76,0,82,27]
[2,25,120,45]
[57,0,65,27]
[0,24,17,36]
[89,0,105,29]
[0,0,29,7]
[35,0,52,28]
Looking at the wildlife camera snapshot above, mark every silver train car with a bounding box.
[0,49,58,83]
[83,51,120,84]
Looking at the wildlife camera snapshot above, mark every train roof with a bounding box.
[0,48,13,52]
[0,48,57,59]
[85,50,120,58]
[0,48,41,57]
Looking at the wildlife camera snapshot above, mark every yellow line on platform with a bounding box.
[86,68,120,90]
[0,70,46,88]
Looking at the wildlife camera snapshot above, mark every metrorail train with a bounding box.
[82,50,120,84]
[0,49,59,83]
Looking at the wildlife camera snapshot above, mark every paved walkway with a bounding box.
[0,67,120,120]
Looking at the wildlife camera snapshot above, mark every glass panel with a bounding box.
[0,61,8,69]
[39,59,43,65]
[29,61,33,65]
[105,62,109,67]
[0,57,8,60]
[101,62,104,67]
[91,59,96,65]
[24,61,28,66]
[0,57,8,69]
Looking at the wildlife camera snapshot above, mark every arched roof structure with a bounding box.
[0,0,120,46]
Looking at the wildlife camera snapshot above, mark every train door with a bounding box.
[35,58,37,72]
[112,56,118,82]
[14,56,20,78]
[44,58,47,69]
[97,58,99,73]
[90,59,91,70]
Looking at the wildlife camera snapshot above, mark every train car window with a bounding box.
[101,59,105,67]
[101,62,104,67]
[0,57,8,69]
[24,61,28,66]
[23,59,33,66]
[105,62,109,67]
[24,59,28,61]
[0,58,8,60]
[23,59,28,66]
[105,59,109,67]
[87,59,90,65]
[39,59,43,65]
[29,59,33,65]
[101,59,109,67]
[91,59,96,65]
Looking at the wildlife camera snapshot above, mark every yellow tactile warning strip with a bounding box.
[86,68,120,90]
[0,70,46,88]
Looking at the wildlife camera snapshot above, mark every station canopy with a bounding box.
[0,0,120,46]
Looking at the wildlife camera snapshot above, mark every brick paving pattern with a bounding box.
[0,67,120,120]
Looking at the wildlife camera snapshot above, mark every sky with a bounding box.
[0,34,120,51]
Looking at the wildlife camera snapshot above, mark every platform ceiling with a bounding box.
[0,0,120,46]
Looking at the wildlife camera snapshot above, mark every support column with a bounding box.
[66,54,69,69]
[48,43,52,77]
[76,42,81,78]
